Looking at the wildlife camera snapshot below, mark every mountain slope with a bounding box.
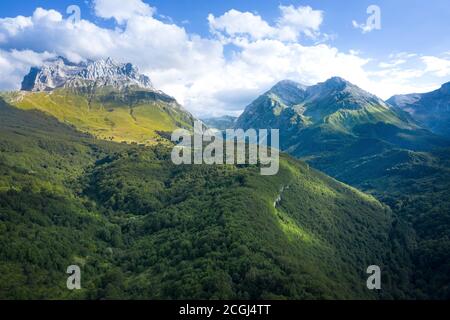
[236,77,448,175]
[387,82,450,137]
[0,98,405,299]
[2,57,194,144]
[235,77,450,299]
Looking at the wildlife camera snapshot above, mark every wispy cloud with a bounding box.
[352,20,377,33]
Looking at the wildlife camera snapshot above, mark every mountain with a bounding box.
[21,56,154,92]
[201,115,237,130]
[387,82,450,137]
[2,57,194,144]
[236,77,450,299]
[1,59,449,299]
[0,97,407,299]
[236,77,445,156]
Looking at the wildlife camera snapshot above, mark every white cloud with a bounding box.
[208,10,274,41]
[0,6,224,103]
[0,49,54,90]
[0,2,447,117]
[352,20,376,34]
[93,0,155,24]
[422,56,450,77]
[277,5,323,40]
[208,5,324,43]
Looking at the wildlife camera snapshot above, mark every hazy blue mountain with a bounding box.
[387,82,450,137]
[201,115,237,130]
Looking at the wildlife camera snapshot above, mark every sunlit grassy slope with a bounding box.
[2,87,194,145]
[0,99,404,299]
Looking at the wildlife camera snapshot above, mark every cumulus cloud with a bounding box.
[0,5,224,110]
[0,49,54,90]
[93,0,155,24]
[208,9,274,41]
[208,5,324,42]
[0,1,447,116]
[277,5,323,40]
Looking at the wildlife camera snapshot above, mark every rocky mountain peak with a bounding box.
[267,80,308,106]
[21,56,154,92]
[271,80,307,92]
[311,77,358,94]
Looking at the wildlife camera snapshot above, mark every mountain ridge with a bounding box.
[21,56,155,92]
[235,77,421,153]
[2,56,195,145]
[387,81,450,137]
[0,98,403,299]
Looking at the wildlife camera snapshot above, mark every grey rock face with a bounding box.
[21,57,154,92]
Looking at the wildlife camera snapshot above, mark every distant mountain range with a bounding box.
[387,82,450,137]
[0,71,402,299]
[1,56,450,299]
[201,115,237,130]
[235,78,447,171]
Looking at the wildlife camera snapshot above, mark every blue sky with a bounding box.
[0,0,449,116]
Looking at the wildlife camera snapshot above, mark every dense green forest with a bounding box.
[0,100,411,299]
[232,77,450,299]
[351,148,450,299]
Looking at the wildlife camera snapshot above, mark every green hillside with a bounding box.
[1,86,194,145]
[0,99,404,299]
[346,147,450,299]
[235,77,450,299]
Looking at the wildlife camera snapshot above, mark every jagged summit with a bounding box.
[10,56,196,145]
[268,80,308,106]
[318,76,354,91]
[254,76,388,114]
[21,56,154,92]
[324,76,349,84]
[270,79,308,92]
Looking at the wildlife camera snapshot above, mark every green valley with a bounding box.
[0,56,448,300]
[0,98,405,299]
[234,77,450,299]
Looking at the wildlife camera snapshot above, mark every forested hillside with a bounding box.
[235,77,450,299]
[0,99,406,299]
